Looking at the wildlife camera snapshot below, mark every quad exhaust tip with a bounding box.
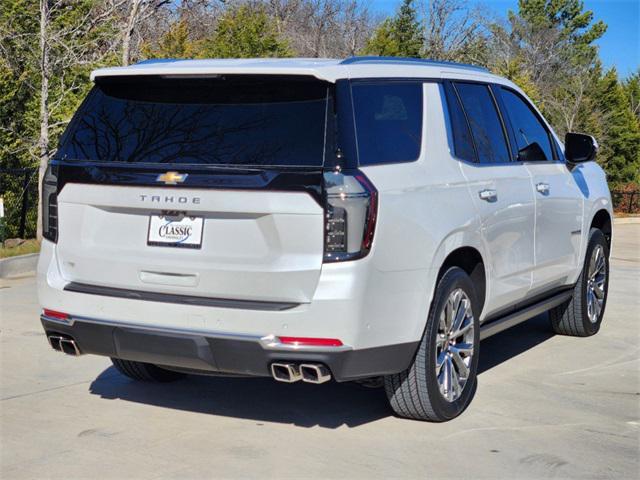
[271,363,302,383]
[270,362,332,384]
[47,335,81,356]
[300,364,331,384]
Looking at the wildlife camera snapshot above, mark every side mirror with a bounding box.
[565,132,598,164]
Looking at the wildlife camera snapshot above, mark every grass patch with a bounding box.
[0,239,40,259]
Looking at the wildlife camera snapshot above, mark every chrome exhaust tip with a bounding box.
[59,338,81,356]
[47,335,63,352]
[48,335,81,356]
[270,363,302,383]
[299,364,331,384]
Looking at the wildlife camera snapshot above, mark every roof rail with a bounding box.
[134,58,181,65]
[340,56,488,72]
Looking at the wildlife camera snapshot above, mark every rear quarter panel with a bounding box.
[360,83,486,343]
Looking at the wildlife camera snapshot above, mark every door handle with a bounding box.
[478,189,497,201]
[536,182,550,194]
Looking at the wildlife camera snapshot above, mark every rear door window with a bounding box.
[454,83,510,164]
[499,88,554,161]
[444,82,476,162]
[56,76,330,167]
[352,82,423,166]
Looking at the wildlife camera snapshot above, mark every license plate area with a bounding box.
[147,212,203,249]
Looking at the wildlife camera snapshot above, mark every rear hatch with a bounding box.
[47,75,332,305]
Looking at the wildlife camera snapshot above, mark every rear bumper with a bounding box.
[41,315,419,381]
[38,239,434,351]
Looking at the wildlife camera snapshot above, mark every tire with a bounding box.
[111,358,185,382]
[384,267,480,421]
[550,228,609,337]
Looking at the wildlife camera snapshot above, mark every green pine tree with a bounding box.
[594,69,640,186]
[198,5,291,59]
[142,20,195,59]
[623,71,640,123]
[363,0,423,58]
[517,0,607,64]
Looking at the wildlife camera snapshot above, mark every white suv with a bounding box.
[38,57,613,421]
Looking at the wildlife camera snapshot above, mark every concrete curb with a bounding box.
[0,253,39,278]
[614,217,640,225]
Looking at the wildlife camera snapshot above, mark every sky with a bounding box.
[371,0,640,78]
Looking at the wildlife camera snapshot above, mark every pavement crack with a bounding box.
[442,422,588,439]
[1,380,92,401]
[553,349,640,376]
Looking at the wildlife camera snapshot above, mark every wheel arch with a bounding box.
[436,247,486,317]
[590,209,612,250]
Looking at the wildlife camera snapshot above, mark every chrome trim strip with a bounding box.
[42,315,75,326]
[40,315,352,353]
[63,282,301,312]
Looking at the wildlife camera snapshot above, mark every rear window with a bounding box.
[56,76,330,167]
[352,82,423,166]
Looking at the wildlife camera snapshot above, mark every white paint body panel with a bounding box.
[458,161,536,317]
[55,184,324,303]
[39,59,613,353]
[525,162,584,291]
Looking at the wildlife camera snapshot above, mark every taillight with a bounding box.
[323,169,378,262]
[42,166,58,242]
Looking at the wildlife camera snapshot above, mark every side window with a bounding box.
[352,82,423,165]
[444,83,475,162]
[500,88,554,161]
[454,83,510,164]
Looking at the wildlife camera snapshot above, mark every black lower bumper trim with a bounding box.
[41,317,419,382]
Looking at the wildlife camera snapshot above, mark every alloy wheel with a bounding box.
[436,288,475,402]
[586,244,607,324]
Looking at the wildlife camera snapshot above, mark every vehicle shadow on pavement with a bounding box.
[478,313,554,374]
[89,369,391,429]
[88,314,554,428]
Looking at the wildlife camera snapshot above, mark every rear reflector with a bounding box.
[278,336,343,347]
[42,309,70,320]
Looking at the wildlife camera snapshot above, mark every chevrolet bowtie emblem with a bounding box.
[156,171,188,185]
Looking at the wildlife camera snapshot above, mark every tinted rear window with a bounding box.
[56,76,330,167]
[444,83,475,162]
[352,82,423,165]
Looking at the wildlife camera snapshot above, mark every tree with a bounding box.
[142,19,194,58]
[364,0,422,57]
[623,71,640,122]
[120,0,172,65]
[0,0,122,238]
[517,0,606,67]
[198,5,291,58]
[487,0,607,140]
[593,69,640,186]
[264,0,376,58]
[423,0,484,62]
[34,0,122,238]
